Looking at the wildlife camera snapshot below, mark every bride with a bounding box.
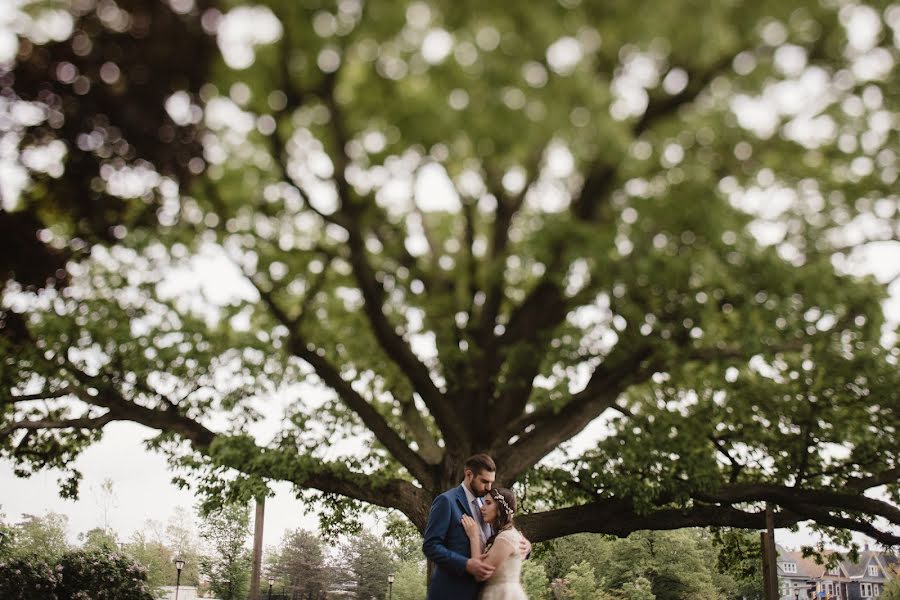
[461,488,529,600]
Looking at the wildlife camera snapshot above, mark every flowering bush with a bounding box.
[0,549,154,600]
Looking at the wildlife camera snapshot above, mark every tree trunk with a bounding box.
[765,504,779,600]
[761,532,773,600]
[249,496,266,600]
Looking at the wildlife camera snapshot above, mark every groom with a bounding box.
[422,453,526,600]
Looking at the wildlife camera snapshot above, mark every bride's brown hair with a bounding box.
[485,487,516,547]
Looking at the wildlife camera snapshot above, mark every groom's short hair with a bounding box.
[464,453,496,475]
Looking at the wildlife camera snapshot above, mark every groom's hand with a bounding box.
[519,536,532,560]
[466,557,495,581]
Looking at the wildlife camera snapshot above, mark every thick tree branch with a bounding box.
[295,467,432,530]
[518,493,900,546]
[239,271,436,486]
[205,180,439,485]
[461,197,478,315]
[516,498,801,543]
[477,148,546,345]
[0,411,117,439]
[286,336,435,485]
[487,156,618,426]
[846,467,900,492]
[211,442,434,529]
[399,397,444,465]
[787,503,900,547]
[318,79,465,449]
[495,344,657,482]
[501,46,746,363]
[695,484,900,525]
[341,227,465,445]
[1,387,77,404]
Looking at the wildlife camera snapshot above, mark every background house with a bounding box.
[777,546,896,600]
[840,547,893,600]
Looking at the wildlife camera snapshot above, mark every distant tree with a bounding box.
[121,511,202,590]
[390,559,427,600]
[618,577,655,600]
[535,530,733,599]
[385,513,424,562]
[882,581,900,600]
[521,560,551,600]
[344,532,394,600]
[80,526,119,551]
[199,504,251,600]
[12,512,70,559]
[708,529,765,600]
[164,509,204,587]
[563,560,602,600]
[0,549,154,600]
[268,528,331,598]
[536,533,609,581]
[588,530,723,600]
[92,477,118,532]
[124,530,176,592]
[0,511,14,558]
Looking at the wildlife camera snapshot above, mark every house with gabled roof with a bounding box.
[776,545,895,600]
[840,547,892,600]
[777,546,830,599]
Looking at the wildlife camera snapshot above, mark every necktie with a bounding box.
[474,497,492,541]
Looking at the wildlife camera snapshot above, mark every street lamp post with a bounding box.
[173,558,185,600]
[387,573,395,600]
[267,577,274,600]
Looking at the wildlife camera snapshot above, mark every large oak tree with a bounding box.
[2,0,899,547]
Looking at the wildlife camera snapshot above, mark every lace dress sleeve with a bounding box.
[491,529,519,556]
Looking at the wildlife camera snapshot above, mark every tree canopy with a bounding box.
[1,0,899,547]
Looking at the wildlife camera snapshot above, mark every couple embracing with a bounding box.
[423,454,531,600]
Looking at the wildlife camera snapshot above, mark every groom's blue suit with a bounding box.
[422,485,480,600]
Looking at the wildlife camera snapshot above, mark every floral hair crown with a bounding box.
[492,490,514,517]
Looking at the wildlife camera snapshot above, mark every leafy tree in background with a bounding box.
[563,560,601,600]
[599,530,723,600]
[163,508,204,587]
[390,558,428,600]
[123,513,203,590]
[521,560,551,600]
[882,581,900,600]
[534,530,739,600]
[10,512,70,559]
[618,577,656,600]
[199,503,251,600]
[124,531,177,592]
[536,533,609,582]
[1,0,898,550]
[709,529,765,600]
[80,526,119,551]
[0,549,155,600]
[384,512,424,562]
[344,531,394,600]
[267,528,332,599]
[0,511,15,558]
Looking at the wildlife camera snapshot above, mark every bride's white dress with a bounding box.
[480,528,528,600]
